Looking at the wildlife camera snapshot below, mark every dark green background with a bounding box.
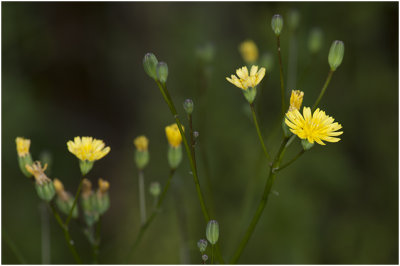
[2,2,398,264]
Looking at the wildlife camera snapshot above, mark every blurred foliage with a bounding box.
[2,2,398,264]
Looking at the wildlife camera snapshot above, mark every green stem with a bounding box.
[250,103,271,161]
[3,231,27,264]
[40,202,51,264]
[93,217,101,263]
[230,137,290,264]
[65,177,84,226]
[212,245,214,264]
[155,81,225,264]
[48,203,82,264]
[138,170,147,225]
[274,149,305,173]
[312,69,334,111]
[188,114,197,173]
[277,36,286,116]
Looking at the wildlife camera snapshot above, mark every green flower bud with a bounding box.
[97,193,110,215]
[135,150,149,170]
[271,14,283,36]
[156,62,169,84]
[168,145,182,169]
[242,86,257,104]
[282,118,292,138]
[149,182,161,197]
[308,28,323,54]
[197,239,208,253]
[79,160,94,176]
[35,181,55,202]
[260,52,274,73]
[301,139,314,150]
[143,53,158,80]
[81,193,99,226]
[328,40,344,71]
[206,220,219,245]
[288,9,300,31]
[18,154,33,178]
[183,99,194,114]
[56,197,78,218]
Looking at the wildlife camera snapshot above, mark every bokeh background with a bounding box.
[2,2,398,264]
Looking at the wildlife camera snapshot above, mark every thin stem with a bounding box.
[277,36,286,116]
[40,202,51,264]
[3,231,27,264]
[312,69,334,111]
[48,203,82,264]
[212,245,214,264]
[138,170,147,225]
[230,137,290,264]
[93,217,101,263]
[274,149,305,173]
[188,114,197,172]
[155,81,225,264]
[65,177,84,226]
[250,103,272,161]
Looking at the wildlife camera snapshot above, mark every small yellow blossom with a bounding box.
[134,136,149,152]
[15,137,31,157]
[98,178,110,194]
[285,107,343,145]
[289,90,304,111]
[26,161,50,185]
[67,136,110,162]
[226,65,266,91]
[53,178,70,201]
[239,40,259,64]
[165,123,184,148]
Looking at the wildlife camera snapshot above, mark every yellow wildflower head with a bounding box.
[25,161,50,185]
[289,90,304,111]
[16,137,31,157]
[134,135,149,152]
[285,107,343,145]
[165,123,184,148]
[239,40,259,64]
[226,65,266,91]
[67,136,110,162]
[98,178,110,194]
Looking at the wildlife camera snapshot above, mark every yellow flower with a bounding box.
[67,136,110,161]
[285,107,343,145]
[239,40,259,64]
[226,65,266,91]
[289,90,304,111]
[134,135,149,151]
[25,161,50,185]
[165,123,184,148]
[15,137,30,157]
[98,178,110,194]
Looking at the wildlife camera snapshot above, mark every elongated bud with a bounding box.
[15,137,33,177]
[134,136,150,170]
[206,220,219,245]
[197,239,208,253]
[35,181,56,202]
[168,145,182,169]
[157,62,168,84]
[271,14,283,36]
[143,53,158,80]
[183,99,194,114]
[328,40,344,71]
[149,182,161,197]
[308,28,323,54]
[301,139,314,150]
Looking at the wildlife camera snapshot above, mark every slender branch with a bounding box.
[274,149,305,173]
[93,217,101,263]
[138,170,147,225]
[188,113,197,172]
[65,177,84,226]
[3,232,27,264]
[277,36,286,116]
[40,202,51,264]
[312,69,334,111]
[230,137,290,263]
[250,103,272,161]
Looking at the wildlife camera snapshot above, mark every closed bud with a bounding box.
[135,150,149,170]
[15,137,33,177]
[79,160,94,176]
[183,99,194,114]
[206,220,219,245]
[271,14,283,36]
[202,254,208,262]
[35,181,56,202]
[149,182,161,197]
[168,145,182,169]
[143,53,158,80]
[156,62,169,84]
[328,40,344,71]
[18,154,33,178]
[308,28,323,54]
[301,139,314,150]
[197,239,208,253]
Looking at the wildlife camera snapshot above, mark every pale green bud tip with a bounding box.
[183,99,194,114]
[149,182,161,197]
[308,28,323,54]
[143,53,158,80]
[157,62,169,84]
[271,14,283,36]
[197,239,208,253]
[168,145,182,169]
[135,150,149,170]
[328,40,344,71]
[301,139,314,150]
[206,220,219,245]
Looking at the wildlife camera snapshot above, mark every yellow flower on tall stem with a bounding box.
[165,123,184,169]
[285,107,343,146]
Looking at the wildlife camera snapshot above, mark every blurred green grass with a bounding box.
[2,2,398,264]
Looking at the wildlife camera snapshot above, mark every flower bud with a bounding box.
[156,62,168,84]
[202,254,208,262]
[96,178,110,215]
[149,182,161,197]
[168,145,182,169]
[183,99,194,115]
[301,139,314,150]
[134,136,150,170]
[15,137,33,177]
[206,220,219,245]
[328,40,344,71]
[143,53,158,80]
[35,181,56,202]
[308,28,323,54]
[197,239,208,253]
[271,14,283,36]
